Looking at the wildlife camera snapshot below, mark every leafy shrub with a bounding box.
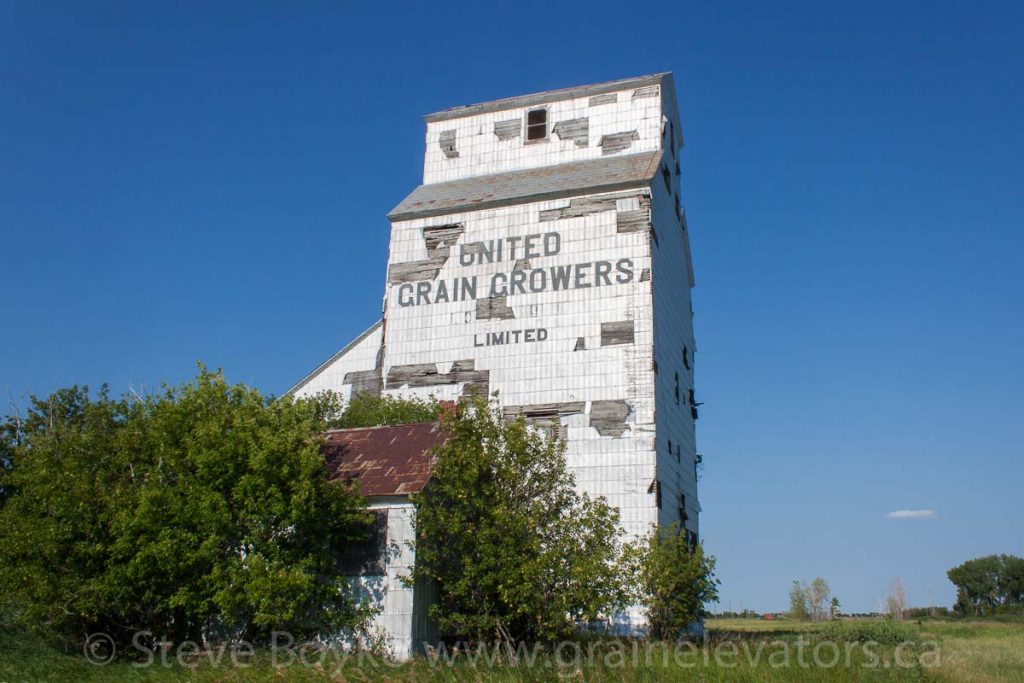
[0,369,373,648]
[905,606,951,619]
[635,522,719,640]
[411,395,629,644]
[332,392,441,429]
[819,619,917,645]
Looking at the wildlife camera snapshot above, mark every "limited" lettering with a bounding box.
[473,328,549,347]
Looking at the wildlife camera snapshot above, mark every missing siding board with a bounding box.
[539,191,644,222]
[460,241,486,256]
[388,224,464,284]
[493,119,521,140]
[616,210,648,233]
[601,320,635,346]
[631,85,660,100]
[552,117,589,147]
[513,258,531,271]
[599,131,640,155]
[640,268,651,282]
[588,92,617,106]
[439,130,459,158]
[573,336,586,351]
[504,402,585,420]
[616,194,651,233]
[423,224,464,259]
[343,369,382,397]
[476,295,515,320]
[386,359,489,396]
[590,399,631,437]
[504,402,585,441]
[387,258,446,283]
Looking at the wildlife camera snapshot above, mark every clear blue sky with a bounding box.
[2,1,1021,614]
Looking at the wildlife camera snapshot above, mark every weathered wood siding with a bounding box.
[422,83,664,184]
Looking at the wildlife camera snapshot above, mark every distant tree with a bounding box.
[787,578,831,621]
[636,521,719,640]
[948,554,1024,616]
[830,596,842,620]
[789,581,810,621]
[0,369,373,647]
[331,392,441,429]
[411,395,629,645]
[886,578,907,620]
[809,577,831,621]
[0,413,18,507]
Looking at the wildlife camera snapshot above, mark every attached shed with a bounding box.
[322,421,446,659]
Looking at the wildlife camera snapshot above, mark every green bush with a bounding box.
[331,392,441,429]
[635,522,719,640]
[411,395,629,645]
[820,619,917,645]
[0,369,373,648]
[905,606,951,619]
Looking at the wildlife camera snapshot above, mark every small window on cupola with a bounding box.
[526,108,548,142]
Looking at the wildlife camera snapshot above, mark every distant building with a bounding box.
[293,73,700,657]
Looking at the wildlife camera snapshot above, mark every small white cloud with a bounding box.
[887,509,936,520]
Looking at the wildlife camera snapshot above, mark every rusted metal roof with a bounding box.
[323,421,446,497]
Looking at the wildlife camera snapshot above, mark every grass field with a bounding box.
[707,617,1024,683]
[2,617,1022,681]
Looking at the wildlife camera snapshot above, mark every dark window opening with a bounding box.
[662,164,672,192]
[675,444,681,462]
[679,493,688,524]
[655,480,662,509]
[337,510,388,575]
[689,388,701,420]
[526,108,548,141]
[683,345,690,370]
[673,373,680,404]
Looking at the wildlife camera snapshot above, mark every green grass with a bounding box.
[2,617,1022,682]
[709,616,1024,683]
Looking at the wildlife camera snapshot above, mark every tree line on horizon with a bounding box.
[782,561,1024,621]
